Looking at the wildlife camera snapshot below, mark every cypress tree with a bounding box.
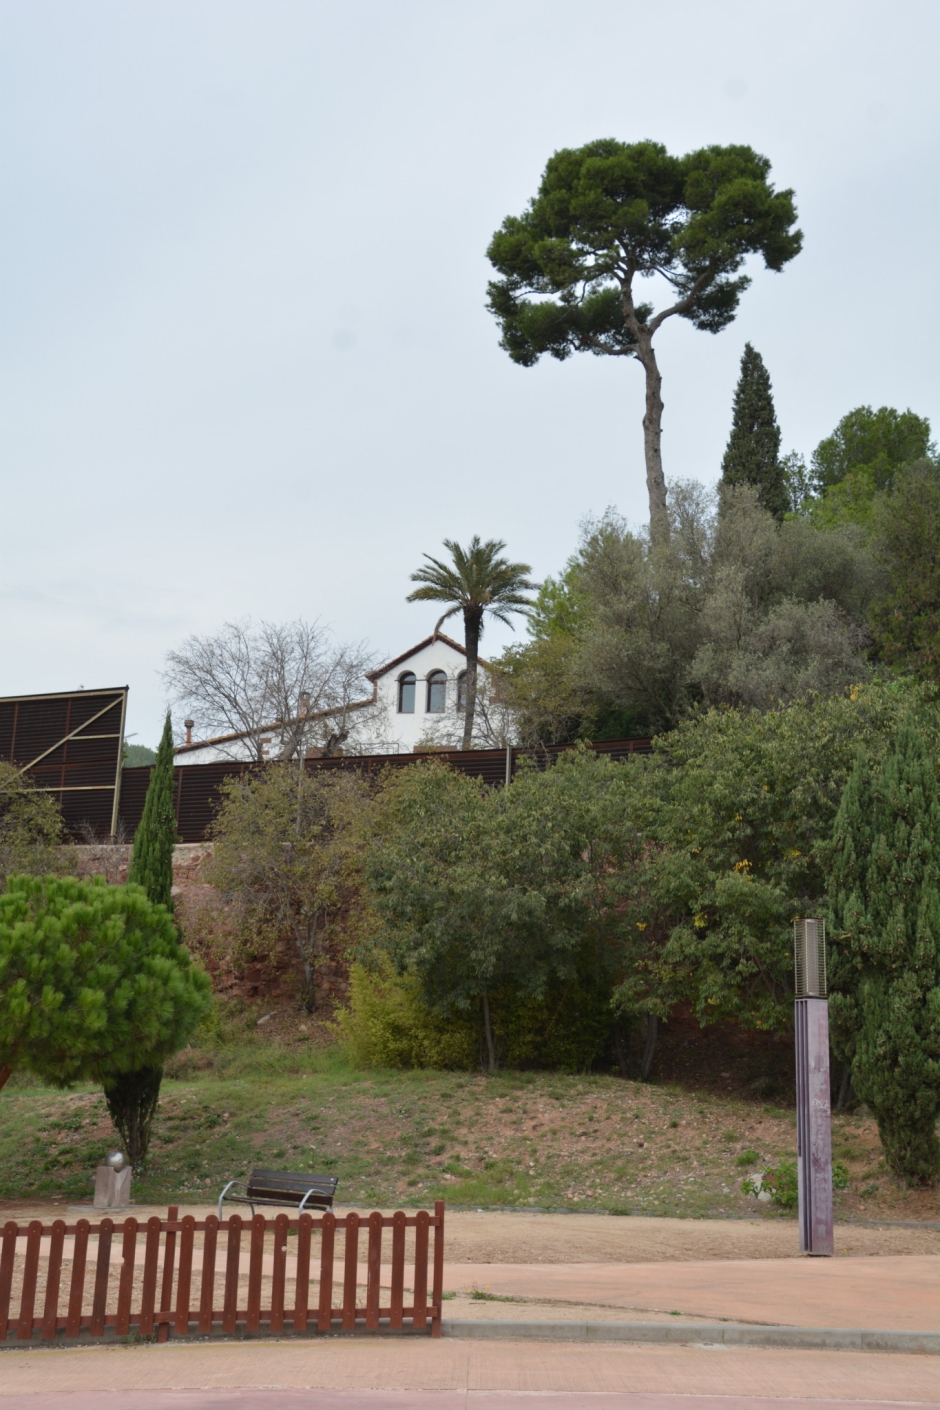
[114,711,180,1166]
[827,727,940,1185]
[721,343,788,520]
[127,713,176,911]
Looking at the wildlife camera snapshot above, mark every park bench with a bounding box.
[217,1169,339,1220]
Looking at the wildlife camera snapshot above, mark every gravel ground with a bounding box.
[1,1201,936,1262]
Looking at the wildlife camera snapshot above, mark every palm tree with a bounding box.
[407,537,537,748]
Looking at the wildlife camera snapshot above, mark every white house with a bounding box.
[361,631,487,754]
[172,631,492,763]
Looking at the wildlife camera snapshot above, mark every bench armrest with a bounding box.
[297,1186,334,1214]
[217,1179,248,1220]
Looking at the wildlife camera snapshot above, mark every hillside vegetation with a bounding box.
[2,1037,936,1224]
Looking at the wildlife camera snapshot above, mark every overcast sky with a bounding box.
[1,0,937,748]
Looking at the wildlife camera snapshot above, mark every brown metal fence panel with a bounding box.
[0,688,127,838]
[0,1204,444,1344]
[117,739,654,843]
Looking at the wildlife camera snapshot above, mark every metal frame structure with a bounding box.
[0,687,128,838]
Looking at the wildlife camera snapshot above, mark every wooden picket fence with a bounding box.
[0,1202,444,1344]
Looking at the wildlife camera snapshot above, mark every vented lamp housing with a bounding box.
[794,919,827,998]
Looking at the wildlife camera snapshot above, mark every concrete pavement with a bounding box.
[0,1394,936,1410]
[0,1336,937,1402]
[440,1255,939,1331]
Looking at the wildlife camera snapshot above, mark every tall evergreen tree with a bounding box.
[127,713,176,911]
[721,343,788,520]
[114,711,180,1165]
[827,727,940,1185]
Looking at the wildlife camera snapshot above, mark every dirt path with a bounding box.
[2,1200,936,1262]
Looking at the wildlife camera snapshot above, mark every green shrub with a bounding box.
[736,1149,759,1166]
[335,963,478,1070]
[743,1158,849,1209]
[742,1160,798,1209]
[488,977,615,1073]
[832,1159,850,1190]
[336,961,617,1074]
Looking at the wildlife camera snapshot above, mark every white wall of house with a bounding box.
[364,635,479,753]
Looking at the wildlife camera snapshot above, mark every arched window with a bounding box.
[398,672,416,713]
[426,670,447,713]
[456,670,468,712]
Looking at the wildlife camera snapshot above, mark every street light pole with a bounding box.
[794,919,834,1256]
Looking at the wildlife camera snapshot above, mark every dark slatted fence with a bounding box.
[118,738,654,843]
[0,1204,444,1344]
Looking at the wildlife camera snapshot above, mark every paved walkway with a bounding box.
[440,1255,939,1330]
[0,1337,937,1403]
[0,1393,936,1410]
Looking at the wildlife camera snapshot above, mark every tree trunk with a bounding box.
[300,956,316,1014]
[103,1066,163,1170]
[640,1013,658,1082]
[835,1061,855,1113]
[612,1022,630,1079]
[481,991,496,1074]
[461,608,483,750]
[294,914,318,1014]
[635,332,668,532]
[0,1065,11,1093]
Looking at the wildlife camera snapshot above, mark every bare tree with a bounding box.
[164,619,377,760]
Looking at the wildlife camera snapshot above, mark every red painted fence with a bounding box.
[0,1203,444,1344]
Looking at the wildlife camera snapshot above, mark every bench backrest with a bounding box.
[246,1169,338,1204]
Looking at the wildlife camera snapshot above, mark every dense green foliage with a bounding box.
[721,343,787,519]
[127,714,177,911]
[363,751,640,1071]
[0,763,70,889]
[806,406,936,531]
[827,728,940,1184]
[495,484,880,740]
[870,461,940,682]
[339,960,618,1075]
[356,680,939,1103]
[0,875,211,1092]
[812,405,934,493]
[209,764,366,1013]
[337,962,479,1070]
[608,682,938,1034]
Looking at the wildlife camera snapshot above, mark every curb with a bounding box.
[441,1318,939,1354]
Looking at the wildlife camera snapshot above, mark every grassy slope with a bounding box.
[2,1043,936,1223]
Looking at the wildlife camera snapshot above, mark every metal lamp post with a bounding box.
[794,919,833,1256]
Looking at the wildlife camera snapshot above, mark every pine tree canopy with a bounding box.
[827,726,940,1185]
[720,343,788,520]
[128,712,177,911]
